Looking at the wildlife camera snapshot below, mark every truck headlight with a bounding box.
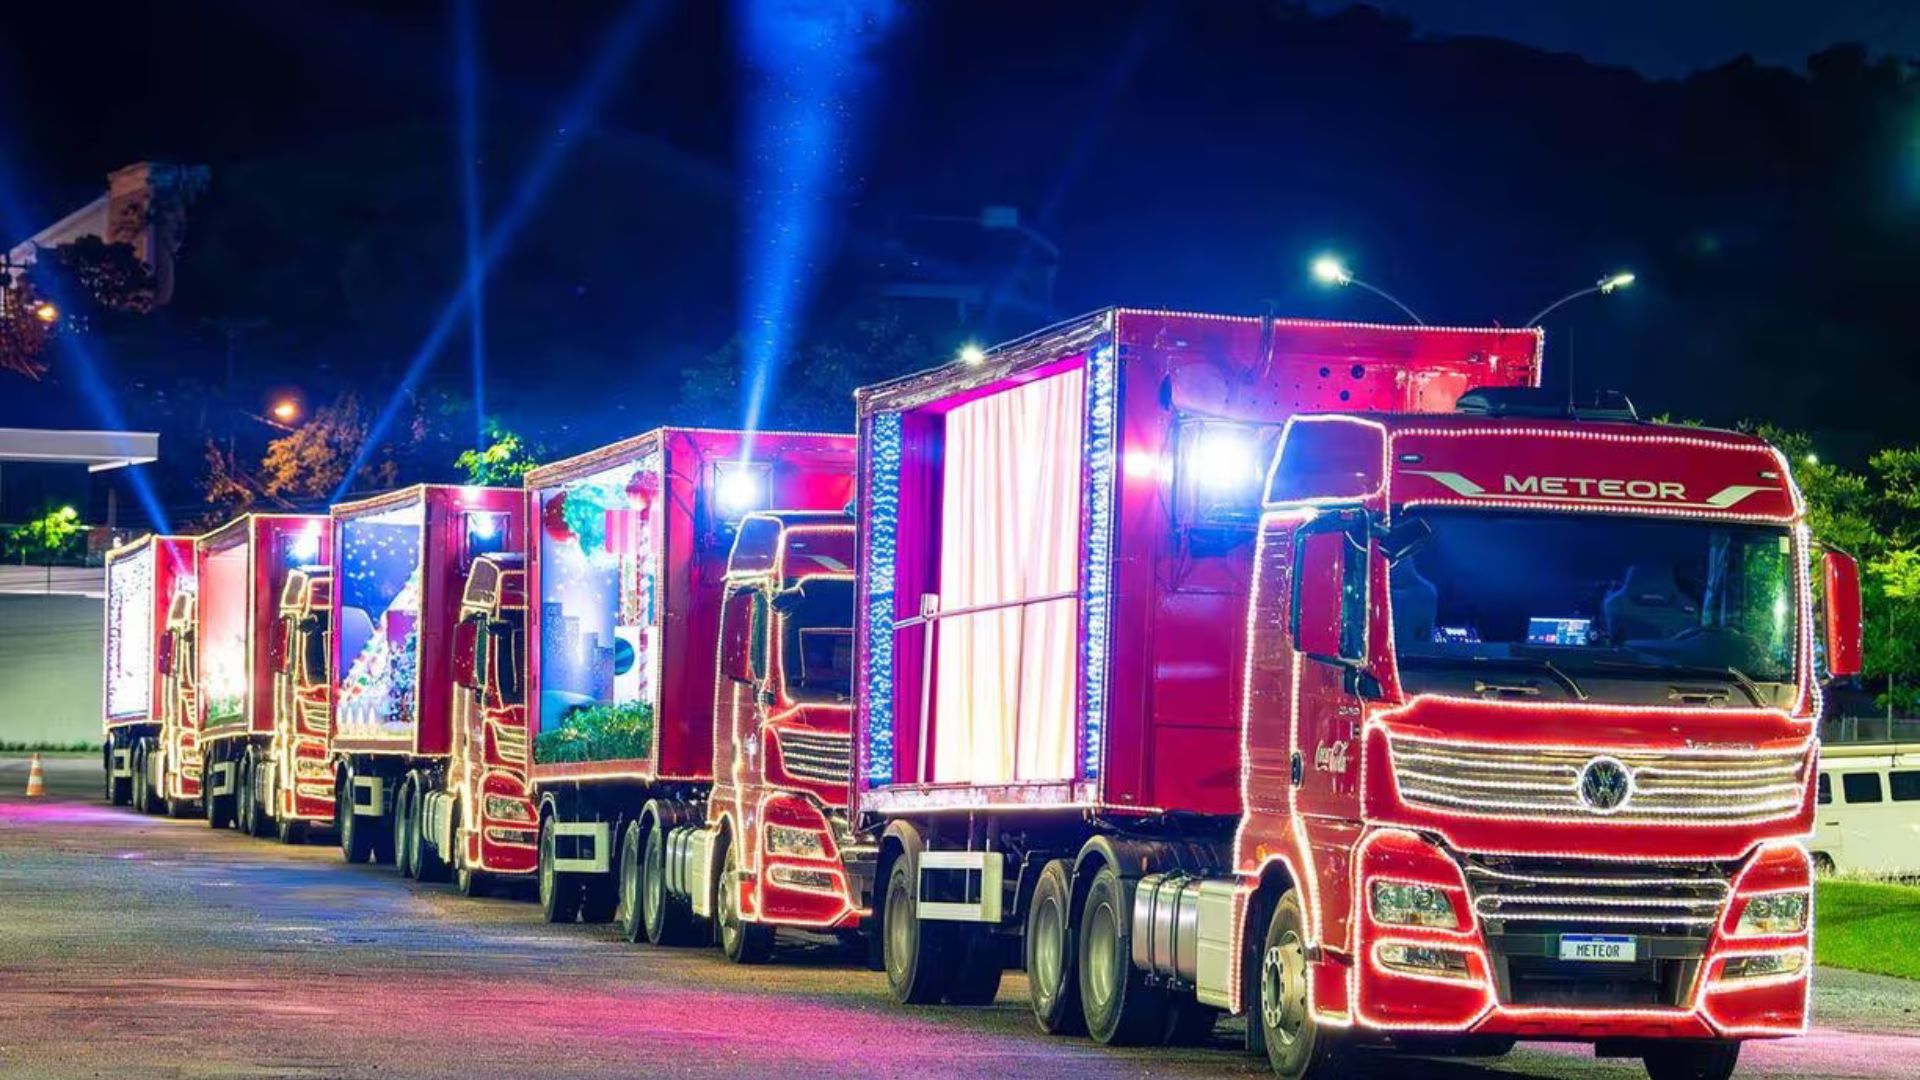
[1370,880,1460,929]
[765,823,827,859]
[1734,892,1808,936]
[483,794,534,823]
[1722,951,1806,980]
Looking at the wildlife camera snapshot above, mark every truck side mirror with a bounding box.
[1293,520,1369,666]
[156,633,174,675]
[452,618,480,689]
[1823,549,1863,678]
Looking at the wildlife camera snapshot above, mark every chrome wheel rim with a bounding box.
[1261,931,1309,1047]
[1086,898,1118,1007]
[1033,893,1066,996]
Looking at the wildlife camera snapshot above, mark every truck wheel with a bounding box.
[457,863,490,898]
[882,854,952,1004]
[276,816,307,845]
[617,822,647,943]
[945,924,1005,1006]
[166,795,195,819]
[1078,864,1166,1045]
[130,743,151,814]
[538,815,582,923]
[718,835,774,964]
[1025,859,1085,1035]
[1643,1041,1741,1080]
[1259,888,1345,1080]
[339,772,377,864]
[233,753,252,834]
[394,777,419,879]
[204,755,235,829]
[643,818,699,946]
[241,750,272,838]
[139,740,167,815]
[414,789,451,884]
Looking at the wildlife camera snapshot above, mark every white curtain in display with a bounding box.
[933,366,1085,784]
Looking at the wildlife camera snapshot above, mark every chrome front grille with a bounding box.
[1461,852,1727,1006]
[773,728,851,786]
[1460,852,1732,935]
[1389,733,1808,825]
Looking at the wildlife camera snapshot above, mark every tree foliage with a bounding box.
[1755,428,1920,714]
[4,505,84,563]
[455,422,542,486]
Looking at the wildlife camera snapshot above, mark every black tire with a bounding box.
[276,815,307,845]
[538,814,582,924]
[1258,888,1346,1080]
[1077,864,1166,1046]
[1644,1041,1741,1080]
[339,771,377,864]
[414,787,451,883]
[139,739,166,815]
[882,854,952,1005]
[131,743,153,814]
[394,776,419,879]
[617,822,647,943]
[1025,859,1085,1035]
[457,863,490,898]
[166,796,195,819]
[240,750,272,838]
[642,819,700,945]
[717,835,774,963]
[233,752,251,835]
[945,925,1005,1006]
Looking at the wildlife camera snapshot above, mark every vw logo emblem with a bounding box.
[1577,756,1634,813]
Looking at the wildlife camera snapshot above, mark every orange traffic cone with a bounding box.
[24,753,45,797]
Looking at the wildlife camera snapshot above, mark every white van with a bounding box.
[1811,742,1920,876]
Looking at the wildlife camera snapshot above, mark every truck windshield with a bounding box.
[1391,510,1798,705]
[778,578,854,704]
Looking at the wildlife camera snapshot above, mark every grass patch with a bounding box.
[0,740,96,754]
[1816,879,1920,980]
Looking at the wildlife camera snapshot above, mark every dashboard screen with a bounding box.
[1526,617,1593,647]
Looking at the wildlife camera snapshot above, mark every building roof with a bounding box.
[0,427,158,472]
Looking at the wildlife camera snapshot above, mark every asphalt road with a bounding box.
[3,755,1918,1080]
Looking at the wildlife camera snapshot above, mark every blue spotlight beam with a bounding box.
[733,0,897,460]
[338,0,672,500]
[455,0,488,451]
[0,164,172,533]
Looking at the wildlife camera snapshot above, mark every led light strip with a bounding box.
[1078,342,1118,780]
[860,411,902,785]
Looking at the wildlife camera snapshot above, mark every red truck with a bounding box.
[327,484,525,875]
[844,308,1858,1080]
[196,514,332,840]
[103,533,198,815]
[522,428,856,935]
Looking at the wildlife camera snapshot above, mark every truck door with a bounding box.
[1291,513,1369,820]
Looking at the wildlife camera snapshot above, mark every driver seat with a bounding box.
[1603,563,1698,642]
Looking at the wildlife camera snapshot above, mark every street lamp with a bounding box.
[1309,255,1427,325]
[31,301,57,324]
[1524,271,1635,327]
[956,341,987,366]
[271,399,300,423]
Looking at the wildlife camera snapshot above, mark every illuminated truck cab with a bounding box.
[1236,398,1862,1072]
[705,511,863,953]
[449,552,537,883]
[270,567,335,834]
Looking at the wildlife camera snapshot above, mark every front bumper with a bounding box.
[1339,830,1810,1041]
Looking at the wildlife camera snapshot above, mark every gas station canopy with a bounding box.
[0,427,158,472]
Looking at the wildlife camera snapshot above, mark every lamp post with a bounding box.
[1310,255,1427,325]
[1524,271,1635,327]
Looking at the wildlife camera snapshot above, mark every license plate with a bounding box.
[1560,934,1636,962]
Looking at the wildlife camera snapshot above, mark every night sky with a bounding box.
[5,1,1920,526]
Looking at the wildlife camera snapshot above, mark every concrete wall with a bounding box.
[0,594,101,747]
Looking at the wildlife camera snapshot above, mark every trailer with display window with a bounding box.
[195,513,331,839]
[327,484,526,875]
[103,533,199,815]
[850,308,1859,1080]
[523,428,856,932]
